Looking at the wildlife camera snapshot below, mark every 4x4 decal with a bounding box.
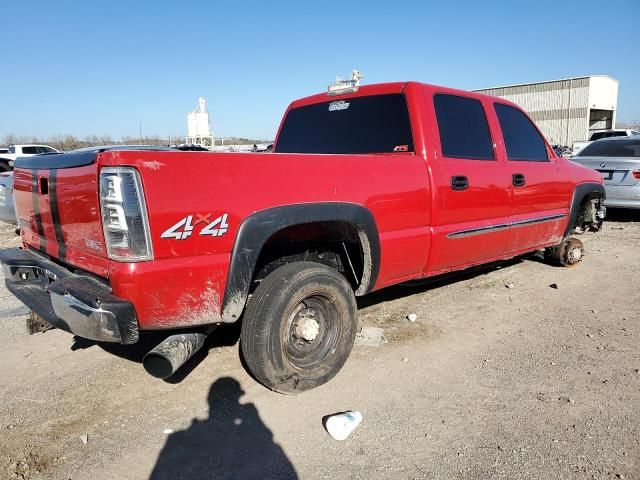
[161,213,229,240]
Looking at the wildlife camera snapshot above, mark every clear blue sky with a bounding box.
[1,0,638,140]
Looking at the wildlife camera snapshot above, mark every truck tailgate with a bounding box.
[13,151,110,277]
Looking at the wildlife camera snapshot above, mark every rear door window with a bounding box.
[433,94,494,160]
[495,103,548,162]
[275,94,414,154]
[21,146,39,154]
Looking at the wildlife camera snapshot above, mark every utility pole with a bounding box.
[565,78,572,147]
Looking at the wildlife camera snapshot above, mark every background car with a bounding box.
[0,172,16,224]
[571,137,640,209]
[0,144,61,171]
[572,129,640,156]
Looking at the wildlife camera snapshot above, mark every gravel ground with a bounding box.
[0,213,638,480]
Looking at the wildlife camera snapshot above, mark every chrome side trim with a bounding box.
[447,223,510,239]
[447,214,567,239]
[511,213,567,228]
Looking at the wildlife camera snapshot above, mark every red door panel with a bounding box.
[422,88,512,274]
[489,102,573,253]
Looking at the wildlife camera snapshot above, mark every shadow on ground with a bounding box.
[70,323,242,383]
[604,208,640,223]
[357,256,527,309]
[149,376,297,480]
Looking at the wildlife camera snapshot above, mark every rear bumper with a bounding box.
[0,248,138,344]
[604,184,640,209]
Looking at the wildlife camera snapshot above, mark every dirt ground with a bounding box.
[0,213,638,480]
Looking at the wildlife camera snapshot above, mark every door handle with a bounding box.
[512,173,526,187]
[450,175,469,191]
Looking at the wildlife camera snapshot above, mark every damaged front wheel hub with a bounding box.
[569,247,583,261]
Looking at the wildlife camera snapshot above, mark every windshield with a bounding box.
[577,139,640,158]
[275,94,414,154]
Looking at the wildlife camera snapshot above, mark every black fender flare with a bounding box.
[221,202,380,322]
[564,182,605,237]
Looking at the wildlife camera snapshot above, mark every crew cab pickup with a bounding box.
[0,82,606,393]
[0,144,61,171]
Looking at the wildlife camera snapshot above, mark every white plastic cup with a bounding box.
[325,411,363,440]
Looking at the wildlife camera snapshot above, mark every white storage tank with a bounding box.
[187,97,211,137]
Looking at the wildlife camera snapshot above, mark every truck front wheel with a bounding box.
[240,261,357,394]
[545,237,585,267]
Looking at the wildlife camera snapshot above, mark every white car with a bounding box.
[0,144,61,171]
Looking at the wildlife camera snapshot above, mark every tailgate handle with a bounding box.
[450,175,469,191]
[512,173,526,187]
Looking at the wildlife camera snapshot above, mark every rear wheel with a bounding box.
[0,162,11,172]
[240,261,357,394]
[545,237,584,267]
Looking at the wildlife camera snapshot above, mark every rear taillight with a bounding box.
[633,170,640,180]
[99,167,153,261]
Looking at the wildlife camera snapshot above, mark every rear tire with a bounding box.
[0,162,11,172]
[240,261,357,394]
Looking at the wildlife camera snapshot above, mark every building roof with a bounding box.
[473,75,619,92]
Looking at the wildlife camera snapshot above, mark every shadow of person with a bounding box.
[150,377,298,480]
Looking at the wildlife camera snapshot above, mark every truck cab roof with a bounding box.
[289,81,522,111]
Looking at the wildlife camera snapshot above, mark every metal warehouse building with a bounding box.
[474,75,619,147]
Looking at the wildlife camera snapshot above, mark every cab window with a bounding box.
[495,103,548,162]
[434,94,494,160]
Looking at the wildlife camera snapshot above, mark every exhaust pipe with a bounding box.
[143,330,213,379]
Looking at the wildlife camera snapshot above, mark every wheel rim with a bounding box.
[283,295,340,371]
[568,246,582,262]
[564,239,584,266]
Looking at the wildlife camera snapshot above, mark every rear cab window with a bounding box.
[275,94,414,154]
[433,94,494,160]
[494,103,548,162]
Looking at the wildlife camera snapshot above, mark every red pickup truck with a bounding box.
[1,82,605,393]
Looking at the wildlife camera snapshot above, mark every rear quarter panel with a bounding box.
[99,149,432,328]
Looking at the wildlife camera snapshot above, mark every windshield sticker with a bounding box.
[328,100,350,112]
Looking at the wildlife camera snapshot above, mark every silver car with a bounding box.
[0,172,16,224]
[571,137,640,209]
